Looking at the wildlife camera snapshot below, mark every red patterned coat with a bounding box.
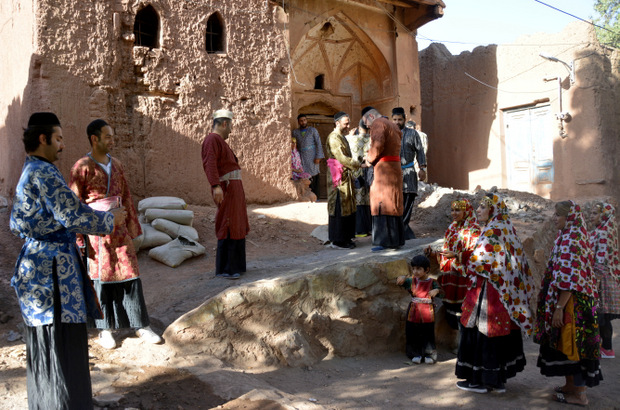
[70,154,141,283]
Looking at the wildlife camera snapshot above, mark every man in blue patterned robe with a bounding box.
[11,112,121,409]
[292,114,324,197]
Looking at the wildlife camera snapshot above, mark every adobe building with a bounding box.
[420,21,620,204]
[0,0,444,204]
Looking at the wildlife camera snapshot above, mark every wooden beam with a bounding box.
[377,0,414,8]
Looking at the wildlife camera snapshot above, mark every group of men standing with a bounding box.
[320,106,427,251]
[9,106,424,408]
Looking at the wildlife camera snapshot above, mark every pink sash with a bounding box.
[326,158,344,188]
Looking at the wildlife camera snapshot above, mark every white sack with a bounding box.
[138,196,187,213]
[148,235,206,268]
[140,223,173,249]
[145,209,194,226]
[151,218,199,241]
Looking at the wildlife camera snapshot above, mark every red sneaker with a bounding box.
[601,347,615,358]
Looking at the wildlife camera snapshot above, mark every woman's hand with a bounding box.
[552,308,565,328]
[396,276,405,285]
[429,289,439,298]
[441,251,457,259]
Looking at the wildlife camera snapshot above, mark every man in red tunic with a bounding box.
[362,107,404,251]
[70,119,162,349]
[201,109,250,279]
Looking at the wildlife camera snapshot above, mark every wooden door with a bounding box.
[504,105,554,194]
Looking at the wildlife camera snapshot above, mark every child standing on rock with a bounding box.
[396,255,444,364]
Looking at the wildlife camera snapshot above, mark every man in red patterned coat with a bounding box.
[201,109,250,279]
[70,119,161,349]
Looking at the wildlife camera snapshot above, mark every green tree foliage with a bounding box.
[594,0,620,47]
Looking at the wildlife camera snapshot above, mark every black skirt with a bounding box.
[455,327,526,388]
[355,205,372,235]
[26,265,93,409]
[90,278,150,330]
[372,215,405,248]
[537,343,603,387]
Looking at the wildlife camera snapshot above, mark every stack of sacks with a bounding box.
[134,196,206,267]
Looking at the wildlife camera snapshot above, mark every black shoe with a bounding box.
[215,273,240,280]
[456,381,488,394]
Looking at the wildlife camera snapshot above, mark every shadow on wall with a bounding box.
[419,44,498,189]
[0,53,40,199]
[1,95,27,199]
[1,53,294,206]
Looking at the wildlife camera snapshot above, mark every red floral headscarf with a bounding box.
[541,201,596,332]
[440,199,480,275]
[468,193,535,335]
[590,202,620,283]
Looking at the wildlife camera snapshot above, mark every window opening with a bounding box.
[134,5,160,48]
[206,13,225,53]
[314,74,325,90]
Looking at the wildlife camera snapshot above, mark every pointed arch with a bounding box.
[291,11,393,105]
[134,5,160,49]
[206,12,226,53]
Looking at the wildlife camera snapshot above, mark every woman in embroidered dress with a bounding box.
[291,137,311,180]
[291,137,316,202]
[534,200,602,406]
[589,202,620,359]
[455,193,535,393]
[426,199,481,352]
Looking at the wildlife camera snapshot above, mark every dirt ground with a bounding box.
[1,195,619,409]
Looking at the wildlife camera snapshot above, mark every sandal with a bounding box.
[552,393,587,407]
[554,386,571,394]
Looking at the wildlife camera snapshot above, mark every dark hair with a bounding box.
[410,254,431,270]
[22,125,56,153]
[86,119,109,146]
[297,113,307,120]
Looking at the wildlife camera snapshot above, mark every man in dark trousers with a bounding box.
[392,107,426,240]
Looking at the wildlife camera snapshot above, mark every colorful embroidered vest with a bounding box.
[407,278,435,323]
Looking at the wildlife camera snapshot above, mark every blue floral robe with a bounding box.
[10,156,114,326]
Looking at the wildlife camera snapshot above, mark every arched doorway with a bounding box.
[291,10,394,120]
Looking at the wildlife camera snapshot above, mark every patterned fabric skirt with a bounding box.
[455,327,526,388]
[537,343,603,387]
[599,273,620,315]
[90,278,150,330]
[535,291,603,387]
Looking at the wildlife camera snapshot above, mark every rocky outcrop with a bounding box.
[164,256,413,368]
